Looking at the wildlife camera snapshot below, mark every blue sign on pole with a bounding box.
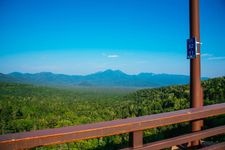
[187,37,197,59]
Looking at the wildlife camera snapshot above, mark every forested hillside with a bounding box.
[0,77,224,149]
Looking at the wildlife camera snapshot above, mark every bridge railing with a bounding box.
[0,103,225,150]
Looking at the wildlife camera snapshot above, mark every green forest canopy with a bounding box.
[0,77,225,149]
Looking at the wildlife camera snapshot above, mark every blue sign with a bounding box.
[187,37,197,59]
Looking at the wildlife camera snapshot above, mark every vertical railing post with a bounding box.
[129,131,143,148]
[189,0,203,147]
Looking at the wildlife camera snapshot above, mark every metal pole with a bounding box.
[189,0,203,147]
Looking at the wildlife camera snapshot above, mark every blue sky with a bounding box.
[0,0,225,77]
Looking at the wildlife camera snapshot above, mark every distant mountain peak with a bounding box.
[38,72,54,74]
[92,69,127,76]
[103,69,125,74]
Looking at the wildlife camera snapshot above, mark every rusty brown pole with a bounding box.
[189,0,204,147]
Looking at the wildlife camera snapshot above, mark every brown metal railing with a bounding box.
[0,103,225,150]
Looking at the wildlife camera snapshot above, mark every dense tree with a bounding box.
[0,77,224,149]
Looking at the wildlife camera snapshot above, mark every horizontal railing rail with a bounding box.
[122,125,225,150]
[199,142,225,150]
[0,103,225,150]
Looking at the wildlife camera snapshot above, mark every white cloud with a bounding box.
[201,53,225,61]
[107,54,119,58]
[201,53,213,57]
[208,56,225,60]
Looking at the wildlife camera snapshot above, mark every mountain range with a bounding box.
[0,69,208,88]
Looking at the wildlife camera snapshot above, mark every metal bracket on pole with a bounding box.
[196,41,202,56]
[196,41,202,45]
